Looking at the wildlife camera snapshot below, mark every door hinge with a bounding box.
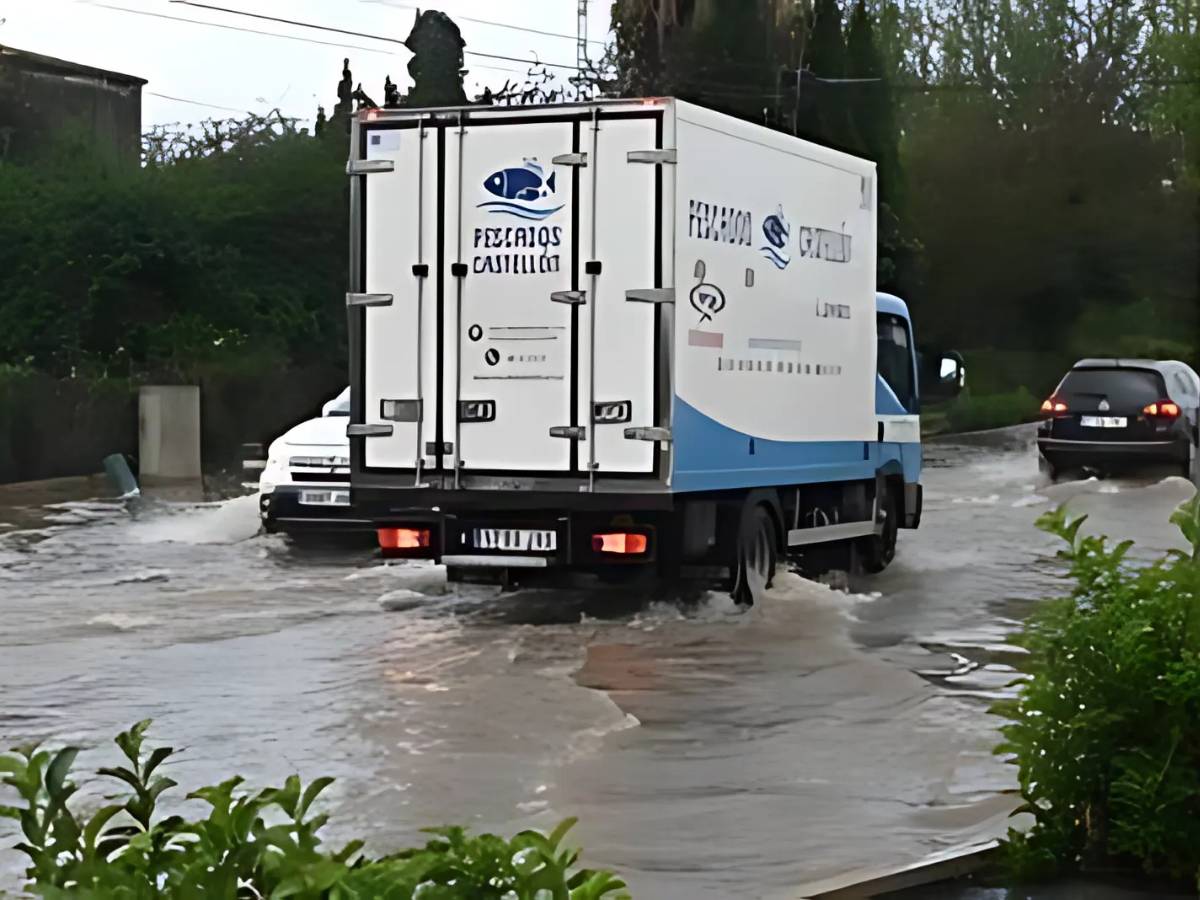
[627,149,677,165]
[551,290,587,305]
[550,426,586,440]
[346,159,395,175]
[347,423,394,438]
[552,152,588,167]
[346,292,394,308]
[624,426,672,443]
[626,288,675,304]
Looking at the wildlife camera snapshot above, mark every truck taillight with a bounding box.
[592,533,648,555]
[1041,398,1068,415]
[378,527,430,550]
[1144,401,1181,418]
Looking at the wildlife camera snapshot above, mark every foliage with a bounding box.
[944,386,1039,433]
[0,122,347,381]
[0,721,629,899]
[993,497,1200,887]
[605,0,1200,363]
[142,110,306,167]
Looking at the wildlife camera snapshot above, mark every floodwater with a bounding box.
[1,426,1194,899]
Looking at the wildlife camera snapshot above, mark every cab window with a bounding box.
[877,313,916,413]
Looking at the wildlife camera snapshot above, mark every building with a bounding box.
[0,45,146,164]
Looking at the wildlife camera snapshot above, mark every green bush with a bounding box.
[994,497,1200,887]
[0,124,347,382]
[958,350,1075,400]
[0,721,629,899]
[944,386,1040,433]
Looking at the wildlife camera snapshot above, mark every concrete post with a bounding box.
[138,385,201,482]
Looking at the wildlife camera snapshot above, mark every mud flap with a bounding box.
[903,482,923,529]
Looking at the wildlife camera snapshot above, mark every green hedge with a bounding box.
[996,498,1200,888]
[944,386,1040,434]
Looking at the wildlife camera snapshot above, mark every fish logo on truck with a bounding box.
[479,159,563,221]
[760,207,792,270]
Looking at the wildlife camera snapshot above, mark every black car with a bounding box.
[1037,359,1200,480]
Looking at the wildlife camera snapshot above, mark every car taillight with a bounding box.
[592,532,649,555]
[1041,398,1068,415]
[378,527,430,550]
[1144,401,1181,418]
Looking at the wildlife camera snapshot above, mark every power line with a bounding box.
[89,3,391,55]
[358,0,607,46]
[170,1,406,46]
[145,90,248,113]
[166,1,584,71]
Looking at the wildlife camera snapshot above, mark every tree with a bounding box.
[803,0,852,148]
[404,10,468,108]
[845,0,898,193]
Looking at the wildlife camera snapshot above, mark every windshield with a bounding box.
[1057,368,1165,408]
[323,387,350,416]
[877,313,916,413]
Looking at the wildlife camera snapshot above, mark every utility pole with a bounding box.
[577,0,589,72]
[571,0,590,100]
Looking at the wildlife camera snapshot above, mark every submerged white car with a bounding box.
[258,388,369,534]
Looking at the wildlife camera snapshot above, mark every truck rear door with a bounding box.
[445,118,576,473]
[356,107,665,481]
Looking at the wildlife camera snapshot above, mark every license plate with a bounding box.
[472,528,557,552]
[300,489,350,507]
[1080,416,1127,428]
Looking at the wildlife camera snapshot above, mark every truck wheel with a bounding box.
[860,485,898,574]
[731,505,777,606]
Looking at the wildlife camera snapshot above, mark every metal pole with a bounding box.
[577,0,589,72]
[587,106,599,492]
[414,116,426,486]
[453,113,466,489]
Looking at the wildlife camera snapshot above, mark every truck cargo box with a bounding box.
[347,98,881,506]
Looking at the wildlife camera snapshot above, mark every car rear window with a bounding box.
[1058,368,1165,406]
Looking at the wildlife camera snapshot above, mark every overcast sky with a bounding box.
[0,0,612,129]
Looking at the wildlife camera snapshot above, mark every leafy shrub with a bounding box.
[994,496,1200,887]
[958,350,1074,400]
[945,386,1040,433]
[1,721,628,899]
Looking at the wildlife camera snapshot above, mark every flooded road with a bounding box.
[1,426,1195,898]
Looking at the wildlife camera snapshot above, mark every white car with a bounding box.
[258,388,369,534]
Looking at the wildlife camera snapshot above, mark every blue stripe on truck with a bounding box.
[671,398,920,493]
[673,398,865,492]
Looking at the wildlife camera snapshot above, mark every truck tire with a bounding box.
[860,485,898,574]
[731,505,777,606]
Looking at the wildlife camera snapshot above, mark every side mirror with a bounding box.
[937,353,966,396]
[918,350,966,400]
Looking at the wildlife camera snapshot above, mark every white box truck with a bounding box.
[346,98,944,598]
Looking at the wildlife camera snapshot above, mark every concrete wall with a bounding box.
[0,366,346,485]
[139,385,202,482]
